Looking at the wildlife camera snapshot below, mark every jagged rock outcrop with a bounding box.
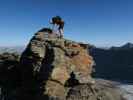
[19,28,94,99]
[0,53,20,100]
[0,28,124,100]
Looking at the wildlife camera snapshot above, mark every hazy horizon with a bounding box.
[0,0,133,47]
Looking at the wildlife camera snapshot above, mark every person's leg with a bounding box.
[59,29,63,38]
[52,24,55,31]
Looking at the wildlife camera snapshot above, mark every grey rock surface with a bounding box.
[0,28,124,100]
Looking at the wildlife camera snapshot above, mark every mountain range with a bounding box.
[0,46,25,54]
[90,42,133,83]
[0,42,133,83]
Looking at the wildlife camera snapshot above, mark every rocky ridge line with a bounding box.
[0,28,124,100]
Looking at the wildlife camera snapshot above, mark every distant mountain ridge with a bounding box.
[0,42,133,83]
[110,43,133,50]
[0,46,25,54]
[0,43,132,54]
[90,42,133,83]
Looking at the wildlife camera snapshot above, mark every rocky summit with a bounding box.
[0,28,124,100]
[19,28,95,99]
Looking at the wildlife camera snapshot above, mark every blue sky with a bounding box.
[0,0,133,47]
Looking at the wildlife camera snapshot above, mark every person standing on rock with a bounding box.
[50,16,64,38]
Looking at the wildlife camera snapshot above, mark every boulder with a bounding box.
[19,29,94,99]
[0,28,124,100]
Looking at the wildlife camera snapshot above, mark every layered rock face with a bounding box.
[19,28,94,99]
[0,28,124,100]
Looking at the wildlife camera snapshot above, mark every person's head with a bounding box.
[54,16,62,20]
[51,16,62,24]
